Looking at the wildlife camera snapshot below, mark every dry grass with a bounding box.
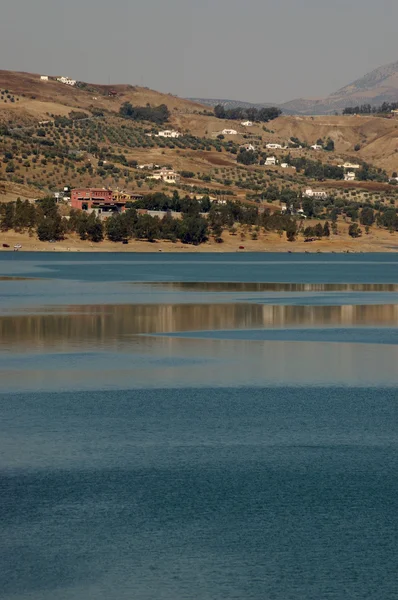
[1,222,396,254]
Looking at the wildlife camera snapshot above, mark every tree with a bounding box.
[314,223,324,238]
[36,213,64,241]
[86,213,104,242]
[0,202,15,231]
[303,226,315,240]
[360,207,375,227]
[324,138,335,152]
[286,221,297,242]
[302,198,316,217]
[106,214,130,242]
[179,214,208,245]
[135,214,160,242]
[323,221,330,237]
[237,149,258,165]
[214,104,226,119]
[348,223,362,238]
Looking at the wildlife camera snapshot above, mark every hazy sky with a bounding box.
[1,0,398,103]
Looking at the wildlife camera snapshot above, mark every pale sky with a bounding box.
[1,0,398,103]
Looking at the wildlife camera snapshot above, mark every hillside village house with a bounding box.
[339,162,360,170]
[266,143,283,150]
[57,76,76,86]
[264,156,277,166]
[138,163,160,170]
[71,188,143,215]
[221,129,238,135]
[338,161,360,181]
[310,144,323,150]
[148,168,180,184]
[303,188,327,199]
[40,75,49,81]
[156,130,181,138]
[240,143,256,152]
[53,187,71,203]
[241,121,253,127]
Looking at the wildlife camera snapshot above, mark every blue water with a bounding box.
[0,253,397,599]
[0,251,398,283]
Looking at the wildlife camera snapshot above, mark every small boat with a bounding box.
[13,244,22,251]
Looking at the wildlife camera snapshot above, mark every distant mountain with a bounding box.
[284,60,398,115]
[189,60,398,115]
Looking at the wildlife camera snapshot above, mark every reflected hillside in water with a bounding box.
[1,302,398,351]
[145,282,398,293]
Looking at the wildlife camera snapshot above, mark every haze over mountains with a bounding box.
[189,60,398,115]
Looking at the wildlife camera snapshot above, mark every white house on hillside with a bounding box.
[156,130,181,138]
[266,143,283,150]
[339,162,360,170]
[57,76,76,86]
[148,168,180,184]
[240,143,256,152]
[303,188,327,199]
[344,171,356,181]
[310,144,323,151]
[221,129,238,135]
[241,120,253,127]
[264,156,276,166]
[40,75,49,82]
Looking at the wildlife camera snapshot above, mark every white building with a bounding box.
[138,163,159,170]
[221,129,238,135]
[57,76,77,86]
[303,188,327,199]
[344,171,356,181]
[210,198,227,205]
[339,162,360,170]
[310,144,323,150]
[241,120,253,127]
[266,143,283,150]
[281,163,289,168]
[40,75,49,82]
[264,156,277,166]
[148,168,180,184]
[156,130,182,138]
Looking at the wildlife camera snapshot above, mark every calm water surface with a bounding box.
[0,253,397,600]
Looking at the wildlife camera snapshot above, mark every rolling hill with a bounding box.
[0,68,397,207]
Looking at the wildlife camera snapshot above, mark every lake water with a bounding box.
[0,253,397,600]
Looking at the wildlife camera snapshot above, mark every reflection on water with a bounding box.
[0,276,40,281]
[0,302,398,350]
[145,282,398,293]
[2,336,398,391]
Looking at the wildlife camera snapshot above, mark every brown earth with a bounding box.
[270,115,398,173]
[1,223,396,254]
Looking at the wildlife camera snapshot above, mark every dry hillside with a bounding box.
[0,69,397,208]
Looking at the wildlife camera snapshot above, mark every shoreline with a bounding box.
[0,230,397,254]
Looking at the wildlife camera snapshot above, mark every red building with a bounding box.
[71,188,114,210]
[71,189,145,216]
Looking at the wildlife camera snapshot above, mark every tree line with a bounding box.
[119,101,170,124]
[0,196,300,245]
[214,105,282,122]
[343,102,398,115]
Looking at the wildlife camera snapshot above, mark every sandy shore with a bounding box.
[0,228,397,253]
